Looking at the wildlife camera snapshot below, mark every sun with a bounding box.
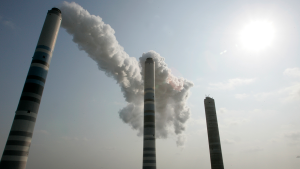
[240,21,275,51]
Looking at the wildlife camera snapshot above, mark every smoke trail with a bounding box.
[60,1,193,146]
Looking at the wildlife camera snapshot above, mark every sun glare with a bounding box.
[240,21,275,51]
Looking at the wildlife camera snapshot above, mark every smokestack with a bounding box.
[204,97,224,169]
[143,58,156,169]
[0,8,61,169]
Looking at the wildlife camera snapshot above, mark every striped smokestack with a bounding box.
[204,97,224,169]
[0,8,62,169]
[143,58,156,169]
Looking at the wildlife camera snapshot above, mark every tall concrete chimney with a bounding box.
[0,8,62,169]
[143,58,156,169]
[204,97,224,169]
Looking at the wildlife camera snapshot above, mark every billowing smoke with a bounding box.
[60,2,193,146]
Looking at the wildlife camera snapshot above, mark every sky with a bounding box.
[0,0,300,169]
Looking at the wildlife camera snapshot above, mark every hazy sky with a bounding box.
[1,0,300,169]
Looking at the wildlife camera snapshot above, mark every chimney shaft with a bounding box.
[0,8,61,169]
[204,97,225,169]
[143,58,156,169]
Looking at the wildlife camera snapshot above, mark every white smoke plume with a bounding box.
[60,1,193,146]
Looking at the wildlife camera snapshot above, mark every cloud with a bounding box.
[62,136,89,142]
[235,93,249,99]
[217,108,250,127]
[283,67,300,78]
[220,50,227,55]
[35,130,49,135]
[254,91,274,101]
[176,135,186,147]
[285,131,300,146]
[285,131,300,141]
[224,118,249,126]
[254,83,300,102]
[209,78,255,90]
[256,68,300,102]
[279,83,300,102]
[219,107,228,114]
[0,16,15,29]
[217,108,275,128]
[3,21,15,29]
[218,107,272,115]
[222,139,235,144]
[243,147,264,153]
[187,117,206,126]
